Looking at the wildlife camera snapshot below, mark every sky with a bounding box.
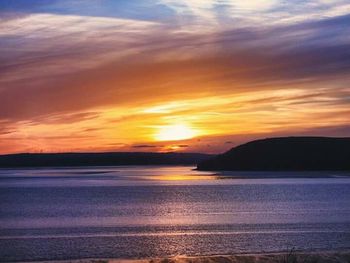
[0,0,349,154]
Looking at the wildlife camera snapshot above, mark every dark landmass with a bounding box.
[197,137,350,171]
[0,152,213,168]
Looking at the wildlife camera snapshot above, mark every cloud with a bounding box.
[0,1,349,153]
[0,13,160,83]
[174,144,189,148]
[158,0,350,30]
[132,145,159,148]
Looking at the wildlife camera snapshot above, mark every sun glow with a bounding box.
[155,124,197,141]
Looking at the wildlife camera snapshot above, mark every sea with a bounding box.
[0,166,349,261]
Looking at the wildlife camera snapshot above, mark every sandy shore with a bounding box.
[21,251,350,263]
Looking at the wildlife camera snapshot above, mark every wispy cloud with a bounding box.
[0,1,349,153]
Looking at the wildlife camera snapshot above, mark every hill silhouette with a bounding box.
[0,152,212,168]
[197,137,350,171]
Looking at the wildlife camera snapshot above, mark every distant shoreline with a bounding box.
[0,152,213,168]
[212,170,350,179]
[198,137,350,171]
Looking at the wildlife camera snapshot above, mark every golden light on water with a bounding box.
[155,124,197,141]
[147,174,216,181]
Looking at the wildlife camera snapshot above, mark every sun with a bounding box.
[155,124,197,141]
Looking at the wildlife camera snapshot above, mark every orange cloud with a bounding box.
[0,11,349,154]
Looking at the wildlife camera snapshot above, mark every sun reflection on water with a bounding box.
[146,174,217,181]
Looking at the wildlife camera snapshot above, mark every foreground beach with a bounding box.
[21,251,350,263]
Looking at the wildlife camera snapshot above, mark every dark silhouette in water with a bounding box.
[197,137,350,171]
[0,152,212,168]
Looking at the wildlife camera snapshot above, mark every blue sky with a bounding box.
[0,0,175,21]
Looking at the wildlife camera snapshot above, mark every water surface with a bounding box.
[0,166,349,261]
